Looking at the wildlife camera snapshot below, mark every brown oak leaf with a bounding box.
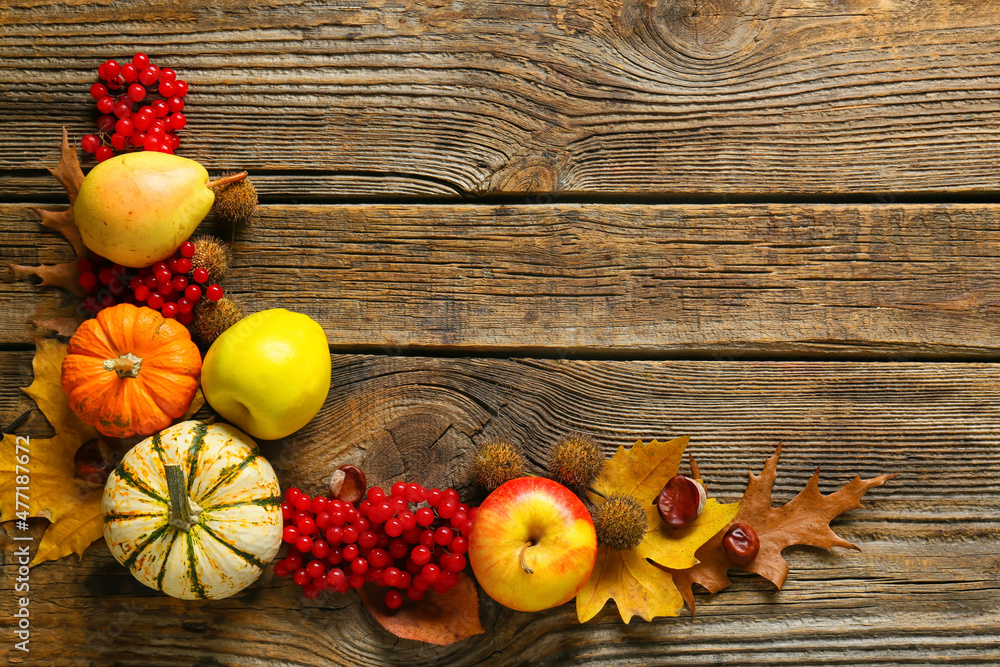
[11,260,84,297]
[31,205,85,256]
[11,127,87,298]
[669,444,895,614]
[48,125,85,204]
[360,571,484,645]
[29,303,88,338]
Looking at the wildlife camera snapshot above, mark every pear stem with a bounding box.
[206,171,248,189]
[519,541,534,575]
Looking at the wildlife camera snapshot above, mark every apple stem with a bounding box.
[519,541,534,575]
[206,171,248,189]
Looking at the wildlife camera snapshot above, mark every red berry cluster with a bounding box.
[274,483,476,606]
[81,53,189,162]
[77,241,224,321]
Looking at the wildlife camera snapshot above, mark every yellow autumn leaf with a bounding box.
[181,388,206,421]
[577,436,740,623]
[31,491,103,564]
[638,497,736,570]
[0,338,104,565]
[576,547,683,624]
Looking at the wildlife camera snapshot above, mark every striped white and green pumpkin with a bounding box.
[102,420,282,600]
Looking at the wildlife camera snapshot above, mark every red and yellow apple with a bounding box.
[469,476,597,612]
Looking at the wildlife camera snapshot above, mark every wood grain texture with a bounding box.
[3,0,999,663]
[4,202,1000,356]
[1,351,998,665]
[3,0,1000,195]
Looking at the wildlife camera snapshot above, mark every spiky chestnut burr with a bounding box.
[190,296,247,346]
[549,433,604,489]
[471,438,526,492]
[190,235,231,284]
[593,493,646,551]
[211,171,257,228]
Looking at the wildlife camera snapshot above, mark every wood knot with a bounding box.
[490,156,559,194]
[365,411,477,491]
[644,0,770,61]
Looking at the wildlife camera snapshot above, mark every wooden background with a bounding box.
[3,0,1000,664]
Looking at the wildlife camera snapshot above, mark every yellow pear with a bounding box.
[201,309,331,440]
[74,152,228,268]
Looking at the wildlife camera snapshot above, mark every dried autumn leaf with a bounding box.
[360,572,485,645]
[10,260,84,297]
[578,546,686,624]
[48,125,85,205]
[28,206,84,255]
[576,436,740,623]
[0,337,104,565]
[29,303,88,338]
[31,491,103,565]
[181,388,206,422]
[10,127,87,299]
[670,444,896,614]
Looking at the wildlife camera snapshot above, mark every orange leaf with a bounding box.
[669,444,896,614]
[361,572,485,645]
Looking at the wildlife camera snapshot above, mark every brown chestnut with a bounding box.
[328,464,366,503]
[656,475,706,528]
[722,522,760,566]
[74,439,114,487]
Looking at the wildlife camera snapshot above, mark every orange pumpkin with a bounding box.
[62,303,202,438]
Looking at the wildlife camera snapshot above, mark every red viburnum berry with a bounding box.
[86,53,190,159]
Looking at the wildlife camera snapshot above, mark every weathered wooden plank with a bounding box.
[8,352,999,507]
[1,352,997,665]
[0,171,463,202]
[4,202,1000,356]
[2,536,996,667]
[2,1,1000,195]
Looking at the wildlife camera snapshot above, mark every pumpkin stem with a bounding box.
[164,464,200,531]
[103,352,142,378]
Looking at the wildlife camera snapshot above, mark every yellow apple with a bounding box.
[200,309,331,440]
[74,152,215,267]
[468,476,597,612]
